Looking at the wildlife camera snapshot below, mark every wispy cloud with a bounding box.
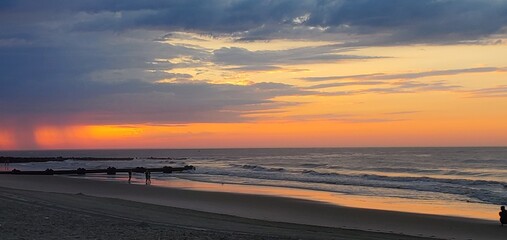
[212,45,379,67]
[465,85,507,98]
[301,67,507,82]
[302,73,383,82]
[305,81,385,90]
[224,65,283,72]
[359,81,461,94]
[250,113,406,123]
[316,80,461,96]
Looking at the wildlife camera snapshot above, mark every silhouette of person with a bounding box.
[145,170,151,185]
[4,159,9,171]
[128,170,132,184]
[500,206,507,226]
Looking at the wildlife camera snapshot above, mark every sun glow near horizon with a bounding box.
[7,116,505,150]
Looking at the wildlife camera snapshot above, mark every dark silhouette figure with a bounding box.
[500,206,507,226]
[128,170,132,184]
[145,170,151,185]
[3,159,9,171]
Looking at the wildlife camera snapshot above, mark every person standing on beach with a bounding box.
[145,170,151,185]
[128,170,132,184]
[4,159,9,171]
[500,206,507,226]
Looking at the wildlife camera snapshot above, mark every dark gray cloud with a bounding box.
[85,0,507,44]
[308,0,507,45]
[3,0,506,44]
[0,78,314,126]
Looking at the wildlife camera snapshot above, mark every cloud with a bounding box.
[306,0,507,45]
[465,85,507,98]
[301,67,507,82]
[224,65,283,72]
[359,81,461,94]
[212,45,377,67]
[249,112,405,123]
[371,67,506,80]
[317,80,461,96]
[82,0,507,44]
[0,78,316,126]
[4,0,506,45]
[305,81,385,90]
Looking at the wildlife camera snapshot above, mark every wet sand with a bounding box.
[0,175,505,240]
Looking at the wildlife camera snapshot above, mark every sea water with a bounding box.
[2,147,506,219]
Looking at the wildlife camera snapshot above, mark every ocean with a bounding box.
[2,147,506,219]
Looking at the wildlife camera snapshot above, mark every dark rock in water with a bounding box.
[44,168,54,175]
[162,166,173,173]
[76,168,86,175]
[106,167,116,175]
[184,165,196,171]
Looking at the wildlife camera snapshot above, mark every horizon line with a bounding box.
[1,145,506,152]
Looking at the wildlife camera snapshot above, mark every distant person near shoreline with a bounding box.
[500,206,507,226]
[3,159,9,171]
[128,170,132,184]
[145,170,151,185]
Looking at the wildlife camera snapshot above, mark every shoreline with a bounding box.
[86,173,499,221]
[0,175,505,239]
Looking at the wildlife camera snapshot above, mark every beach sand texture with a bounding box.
[0,175,505,240]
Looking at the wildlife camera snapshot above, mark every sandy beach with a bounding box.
[0,175,505,240]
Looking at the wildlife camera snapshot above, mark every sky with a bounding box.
[1,0,507,150]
